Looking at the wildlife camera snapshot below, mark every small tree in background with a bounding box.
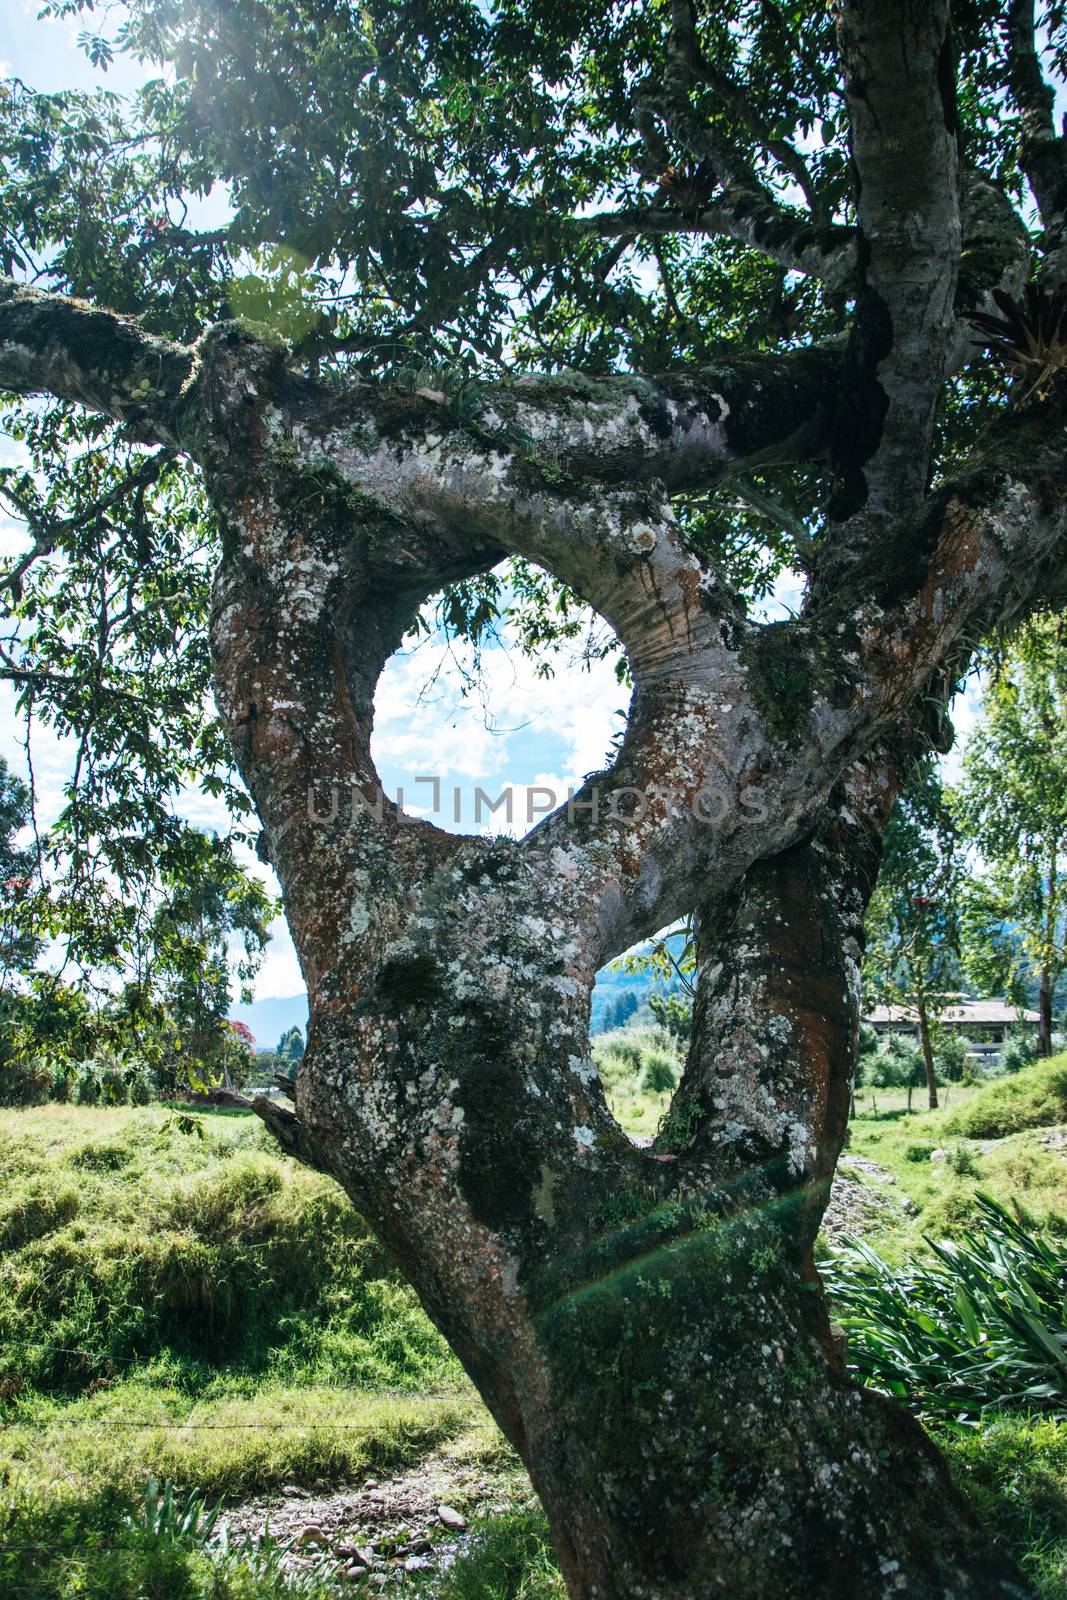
[864,765,965,1109]
[648,991,693,1042]
[147,832,275,1089]
[277,1025,305,1064]
[860,1032,927,1111]
[952,618,1067,1057]
[0,755,41,982]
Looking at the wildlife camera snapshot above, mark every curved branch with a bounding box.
[578,197,855,287]
[1006,0,1067,234]
[521,382,1067,964]
[0,279,195,447]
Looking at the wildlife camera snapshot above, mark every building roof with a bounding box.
[865,999,1041,1026]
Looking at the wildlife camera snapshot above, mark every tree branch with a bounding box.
[0,280,195,447]
[814,0,961,589]
[577,197,855,287]
[667,0,824,216]
[1006,0,1067,232]
[0,450,173,595]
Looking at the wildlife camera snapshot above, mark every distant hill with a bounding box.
[590,931,688,1034]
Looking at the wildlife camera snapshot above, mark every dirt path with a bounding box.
[821,1153,915,1242]
[223,1425,532,1583]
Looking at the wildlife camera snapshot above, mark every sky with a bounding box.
[0,1,994,1043]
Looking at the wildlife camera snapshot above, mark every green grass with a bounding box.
[592,1026,678,1137]
[0,1104,455,1392]
[841,1056,1067,1259]
[0,1490,565,1600]
[0,1104,481,1570]
[940,1415,1067,1600]
[944,1058,1067,1140]
[411,1510,566,1600]
[1,1079,1066,1599]
[0,1380,479,1501]
[1,1482,351,1600]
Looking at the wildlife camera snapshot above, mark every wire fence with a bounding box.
[0,1337,465,1430]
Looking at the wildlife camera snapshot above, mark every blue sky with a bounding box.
[0,2,991,1041]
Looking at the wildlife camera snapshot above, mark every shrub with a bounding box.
[934,1031,970,1083]
[861,1033,924,1088]
[600,1037,641,1075]
[641,1048,677,1094]
[1001,1029,1040,1075]
[0,1056,52,1107]
[0,1180,80,1249]
[823,1193,1067,1418]
[944,1143,981,1178]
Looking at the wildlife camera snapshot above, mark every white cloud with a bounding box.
[371,614,626,825]
[242,921,304,1000]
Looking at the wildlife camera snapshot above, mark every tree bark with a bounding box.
[1038,968,1053,1057]
[916,987,939,1110]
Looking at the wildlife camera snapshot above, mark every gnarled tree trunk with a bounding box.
[187,319,1039,1596]
[2,2,1067,1589]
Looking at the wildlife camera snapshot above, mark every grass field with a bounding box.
[843,1058,1067,1258]
[1,1059,1066,1597]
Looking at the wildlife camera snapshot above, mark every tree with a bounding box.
[648,990,693,1041]
[0,755,40,980]
[952,616,1067,1056]
[277,1025,305,1064]
[864,765,965,1108]
[1,1,1065,1593]
[603,989,639,1032]
[145,831,274,1089]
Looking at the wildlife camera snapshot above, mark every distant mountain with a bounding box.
[228,993,309,1053]
[590,931,688,1034]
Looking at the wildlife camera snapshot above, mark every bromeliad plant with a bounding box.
[824,1194,1067,1420]
[969,283,1067,404]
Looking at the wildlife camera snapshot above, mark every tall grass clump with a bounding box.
[412,1510,566,1600]
[943,1057,1067,1140]
[824,1194,1067,1418]
[0,1105,454,1393]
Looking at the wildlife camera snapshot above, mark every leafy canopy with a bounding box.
[0,0,1061,972]
[951,617,1067,1020]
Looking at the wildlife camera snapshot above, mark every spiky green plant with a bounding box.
[968,282,1067,403]
[129,1476,222,1544]
[824,1194,1067,1419]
